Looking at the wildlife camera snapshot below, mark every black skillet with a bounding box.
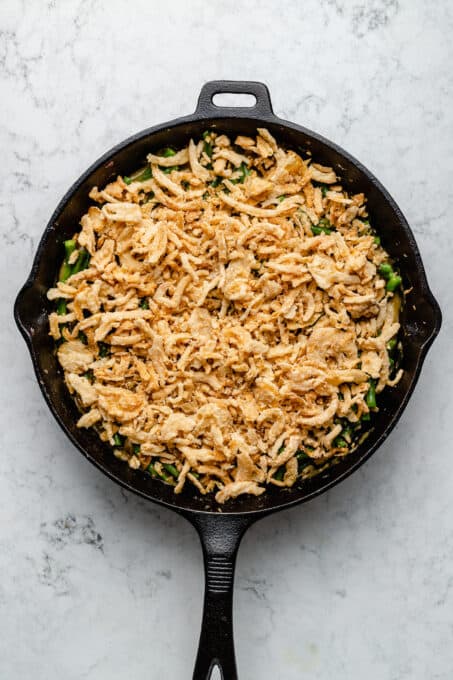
[14,81,441,679]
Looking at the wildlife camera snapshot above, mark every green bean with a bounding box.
[386,275,402,292]
[361,412,371,422]
[56,299,67,316]
[240,162,250,182]
[313,182,329,197]
[139,298,149,310]
[181,180,190,190]
[146,461,173,482]
[230,162,250,184]
[78,331,88,345]
[202,131,211,140]
[113,433,124,447]
[136,166,152,182]
[83,369,94,383]
[59,239,77,281]
[318,217,332,229]
[312,217,332,235]
[147,463,158,478]
[373,236,381,245]
[311,224,331,236]
[64,239,76,260]
[162,148,176,157]
[333,436,348,449]
[98,342,110,358]
[273,466,285,481]
[345,423,354,438]
[210,177,222,188]
[278,195,286,202]
[378,263,393,279]
[132,444,141,455]
[163,463,179,479]
[340,422,353,441]
[366,379,377,409]
[124,166,152,184]
[387,338,397,351]
[163,166,179,174]
[296,449,311,472]
[203,140,213,158]
[71,248,90,275]
[59,262,72,282]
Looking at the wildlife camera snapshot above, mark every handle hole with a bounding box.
[209,664,222,680]
[212,92,257,108]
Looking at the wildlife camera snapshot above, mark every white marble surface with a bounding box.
[1,1,452,678]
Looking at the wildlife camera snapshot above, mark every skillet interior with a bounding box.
[15,113,441,516]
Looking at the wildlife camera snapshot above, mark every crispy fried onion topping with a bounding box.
[48,129,402,503]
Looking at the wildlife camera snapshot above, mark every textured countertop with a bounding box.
[2,1,452,678]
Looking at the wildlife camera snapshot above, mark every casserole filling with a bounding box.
[47,128,403,503]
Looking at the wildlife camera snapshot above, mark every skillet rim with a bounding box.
[14,100,442,518]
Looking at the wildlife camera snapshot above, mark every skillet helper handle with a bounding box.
[190,514,253,680]
[195,80,274,119]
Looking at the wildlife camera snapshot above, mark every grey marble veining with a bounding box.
[1,1,452,678]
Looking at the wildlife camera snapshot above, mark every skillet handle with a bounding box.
[188,514,255,680]
[195,80,274,119]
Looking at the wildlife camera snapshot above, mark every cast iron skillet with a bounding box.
[15,81,441,679]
